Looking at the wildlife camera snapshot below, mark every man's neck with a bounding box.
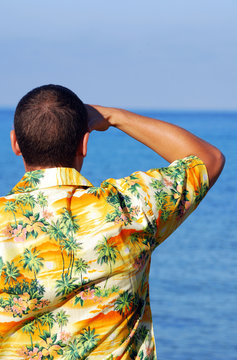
[24,160,83,174]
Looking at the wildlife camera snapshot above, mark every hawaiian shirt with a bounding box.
[0,156,209,360]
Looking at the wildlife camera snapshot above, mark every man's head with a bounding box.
[11,84,89,170]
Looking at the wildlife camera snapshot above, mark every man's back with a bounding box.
[0,156,209,359]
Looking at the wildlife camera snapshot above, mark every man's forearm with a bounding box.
[107,108,225,188]
[87,105,225,188]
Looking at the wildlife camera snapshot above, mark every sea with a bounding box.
[0,109,236,360]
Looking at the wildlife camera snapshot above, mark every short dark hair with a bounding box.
[14,84,88,167]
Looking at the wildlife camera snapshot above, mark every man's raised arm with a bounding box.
[86,105,225,188]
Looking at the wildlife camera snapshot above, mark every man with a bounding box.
[0,84,224,359]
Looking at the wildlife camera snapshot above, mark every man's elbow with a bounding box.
[208,149,225,188]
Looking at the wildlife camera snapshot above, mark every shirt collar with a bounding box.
[10,167,93,194]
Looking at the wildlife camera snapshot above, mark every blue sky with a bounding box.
[0,0,236,109]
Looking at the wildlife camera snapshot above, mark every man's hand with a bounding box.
[85,105,113,132]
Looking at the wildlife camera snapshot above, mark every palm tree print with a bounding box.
[124,174,142,198]
[37,191,48,209]
[128,182,141,198]
[56,273,77,297]
[95,236,119,288]
[4,200,17,226]
[46,211,81,284]
[64,328,99,360]
[20,247,44,280]
[153,190,168,210]
[64,337,82,360]
[79,327,99,355]
[22,321,35,348]
[114,290,134,317]
[56,310,69,332]
[18,193,36,210]
[74,258,89,284]
[40,312,55,335]
[160,164,185,182]
[87,187,105,198]
[47,219,66,277]
[150,179,175,221]
[34,317,43,336]
[64,236,82,278]
[23,170,44,187]
[3,261,20,285]
[15,196,26,214]
[60,208,80,236]
[59,208,81,278]
[2,278,44,299]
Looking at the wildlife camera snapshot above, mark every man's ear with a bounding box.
[10,130,22,156]
[77,132,90,158]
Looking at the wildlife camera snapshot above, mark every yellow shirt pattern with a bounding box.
[0,156,209,360]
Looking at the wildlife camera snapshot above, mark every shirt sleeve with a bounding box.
[145,155,209,248]
[101,155,209,251]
